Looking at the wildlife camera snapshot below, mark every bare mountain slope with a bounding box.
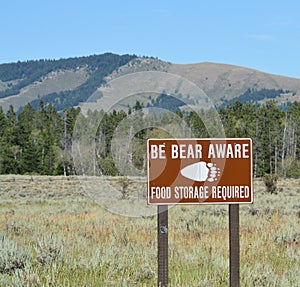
[0,68,88,112]
[168,62,300,105]
[105,58,300,107]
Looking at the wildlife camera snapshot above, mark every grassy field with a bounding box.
[0,175,299,286]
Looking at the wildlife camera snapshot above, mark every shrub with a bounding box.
[263,173,278,194]
[118,177,132,199]
[34,235,65,266]
[0,234,30,274]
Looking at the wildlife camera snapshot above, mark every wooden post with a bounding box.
[229,204,240,287]
[157,205,168,287]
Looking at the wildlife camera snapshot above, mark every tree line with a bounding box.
[1,100,300,178]
[0,102,80,175]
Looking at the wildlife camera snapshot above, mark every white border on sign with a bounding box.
[147,138,253,205]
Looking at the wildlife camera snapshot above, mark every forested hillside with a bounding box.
[0,53,136,111]
[1,100,300,178]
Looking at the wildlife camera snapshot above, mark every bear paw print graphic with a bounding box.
[180,161,221,182]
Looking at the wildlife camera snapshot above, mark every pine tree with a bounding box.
[17,104,40,174]
[0,107,8,174]
[0,106,20,173]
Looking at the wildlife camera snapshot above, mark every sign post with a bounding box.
[157,205,168,287]
[147,138,252,286]
[229,204,240,287]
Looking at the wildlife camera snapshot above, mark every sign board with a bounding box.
[147,138,253,205]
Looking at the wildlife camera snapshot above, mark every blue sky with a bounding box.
[1,0,300,78]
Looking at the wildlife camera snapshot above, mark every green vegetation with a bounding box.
[0,102,80,175]
[2,99,300,177]
[263,173,279,194]
[221,88,292,106]
[146,93,186,111]
[0,176,299,286]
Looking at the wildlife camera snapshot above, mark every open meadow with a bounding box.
[0,175,299,286]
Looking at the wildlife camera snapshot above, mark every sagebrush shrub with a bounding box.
[263,173,278,194]
[0,234,30,274]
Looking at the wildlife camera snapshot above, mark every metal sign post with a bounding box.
[229,204,240,287]
[158,205,168,287]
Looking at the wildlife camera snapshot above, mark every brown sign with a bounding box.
[147,138,253,205]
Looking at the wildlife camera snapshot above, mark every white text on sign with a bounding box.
[150,143,250,159]
[149,185,250,201]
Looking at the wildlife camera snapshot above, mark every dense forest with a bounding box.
[1,99,300,178]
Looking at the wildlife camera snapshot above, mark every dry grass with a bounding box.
[0,175,299,286]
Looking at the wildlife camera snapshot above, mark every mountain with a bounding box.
[0,53,300,113]
[105,58,300,108]
[0,53,137,112]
